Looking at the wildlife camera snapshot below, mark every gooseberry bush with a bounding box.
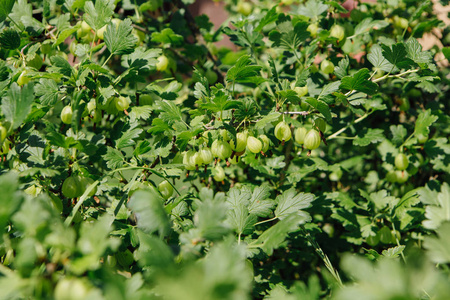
[1,0,450,298]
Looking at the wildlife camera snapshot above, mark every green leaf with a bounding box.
[381,42,414,69]
[151,28,183,46]
[368,44,395,72]
[35,78,59,105]
[252,214,303,256]
[2,82,34,131]
[227,204,257,235]
[414,109,438,136]
[55,27,79,46]
[269,16,310,50]
[353,128,385,147]
[424,222,450,264]
[423,183,450,230]
[0,0,15,22]
[351,18,388,39]
[254,6,278,32]
[296,0,328,19]
[103,146,124,169]
[247,185,275,217]
[274,188,314,220]
[390,125,407,147]
[305,97,332,122]
[442,47,450,61]
[127,189,170,236]
[0,173,24,243]
[381,245,405,258]
[405,38,433,68]
[194,197,231,240]
[104,18,138,55]
[115,127,143,149]
[156,100,185,128]
[335,56,349,79]
[225,55,262,84]
[340,68,378,95]
[255,111,281,130]
[0,28,21,50]
[49,55,73,77]
[135,230,175,271]
[83,0,114,31]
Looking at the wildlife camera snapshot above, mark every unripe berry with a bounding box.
[158,180,173,199]
[395,153,409,171]
[183,150,196,171]
[247,136,262,154]
[320,60,334,74]
[294,86,308,97]
[329,24,345,41]
[307,23,319,37]
[230,131,248,152]
[304,129,321,150]
[156,55,169,72]
[212,165,225,182]
[314,118,327,132]
[61,105,73,125]
[115,96,131,111]
[395,170,409,184]
[274,121,291,142]
[198,148,213,165]
[294,127,308,145]
[259,134,270,153]
[416,133,428,144]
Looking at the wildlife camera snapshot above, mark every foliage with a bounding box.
[0,0,449,299]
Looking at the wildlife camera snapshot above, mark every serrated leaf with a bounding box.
[414,109,438,136]
[368,44,395,72]
[423,183,450,230]
[252,214,303,256]
[296,0,328,19]
[424,222,450,264]
[274,188,314,220]
[305,98,332,122]
[128,190,170,236]
[156,100,184,127]
[390,125,407,146]
[49,55,73,77]
[351,18,388,39]
[353,128,385,146]
[129,106,152,123]
[0,28,21,50]
[318,81,341,100]
[381,245,405,258]
[103,146,124,169]
[225,55,262,84]
[55,27,79,46]
[151,28,183,46]
[340,68,378,95]
[381,42,413,69]
[247,185,275,217]
[0,0,15,22]
[116,127,143,149]
[269,16,310,50]
[35,79,59,105]
[83,0,114,31]
[254,6,278,32]
[255,111,281,130]
[335,56,349,79]
[227,204,257,235]
[405,38,433,68]
[2,83,34,131]
[104,18,137,55]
